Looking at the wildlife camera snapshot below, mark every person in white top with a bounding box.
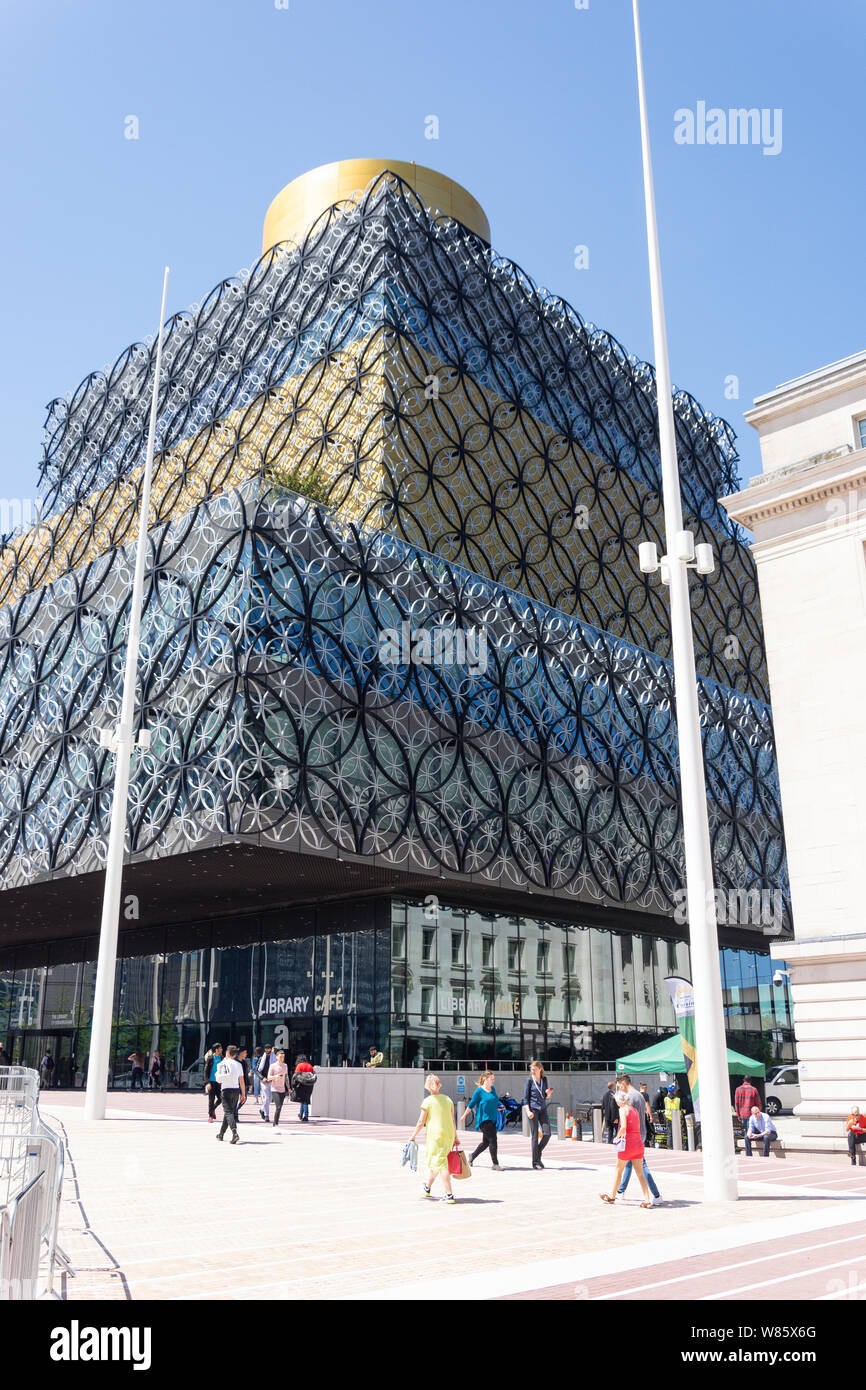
[268,1050,290,1127]
[215,1045,246,1144]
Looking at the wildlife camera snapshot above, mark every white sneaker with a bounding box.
[652,1196,663,1206]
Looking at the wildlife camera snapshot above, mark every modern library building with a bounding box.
[0,161,793,1084]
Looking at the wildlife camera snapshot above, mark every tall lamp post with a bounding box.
[84,268,170,1122]
[630,1,737,1201]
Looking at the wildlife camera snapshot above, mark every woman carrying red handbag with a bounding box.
[409,1075,458,1204]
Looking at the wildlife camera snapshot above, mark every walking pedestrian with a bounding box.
[204,1043,223,1122]
[127,1051,144,1091]
[460,1070,502,1170]
[614,1075,662,1205]
[251,1046,264,1104]
[235,1047,251,1122]
[744,1105,777,1157]
[291,1054,316,1122]
[409,1074,457,1203]
[600,1092,653,1208]
[523,1060,553,1170]
[269,1050,290,1126]
[258,1044,275,1121]
[215,1044,246,1144]
[601,1079,619,1143]
[847,1106,866,1166]
[40,1051,56,1089]
[148,1052,163,1090]
[734,1075,761,1124]
[366,1045,384,1068]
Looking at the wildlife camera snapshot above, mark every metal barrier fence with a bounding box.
[0,1067,72,1300]
[0,1067,38,1134]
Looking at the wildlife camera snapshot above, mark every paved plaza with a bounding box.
[40,1092,866,1302]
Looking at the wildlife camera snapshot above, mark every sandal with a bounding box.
[640,1200,653,1208]
[599,1193,615,1204]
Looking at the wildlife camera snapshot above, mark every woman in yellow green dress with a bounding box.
[409,1074,457,1204]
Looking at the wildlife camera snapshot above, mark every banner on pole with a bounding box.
[665,976,699,1120]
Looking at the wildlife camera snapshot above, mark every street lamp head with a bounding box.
[694,544,715,576]
[638,541,659,573]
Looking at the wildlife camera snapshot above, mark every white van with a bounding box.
[765,1064,801,1115]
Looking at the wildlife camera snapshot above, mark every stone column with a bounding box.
[722,445,866,1150]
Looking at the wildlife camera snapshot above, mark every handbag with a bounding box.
[447,1142,471,1180]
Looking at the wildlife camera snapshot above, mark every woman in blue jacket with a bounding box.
[523,1060,553,1169]
[460,1070,503,1170]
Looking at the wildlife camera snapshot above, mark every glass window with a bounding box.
[451,931,463,966]
[537,940,550,974]
[632,935,656,1026]
[420,987,434,1022]
[391,921,406,959]
[507,938,523,972]
[562,942,575,976]
[612,934,635,1028]
[422,928,435,963]
[589,929,614,1024]
[858,417,866,450]
[481,936,494,969]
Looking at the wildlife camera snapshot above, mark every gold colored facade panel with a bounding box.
[262,159,490,252]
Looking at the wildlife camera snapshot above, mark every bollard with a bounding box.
[685,1114,695,1152]
[555,1105,566,1141]
[522,1105,530,1137]
[671,1116,682,1150]
[572,1110,582,1141]
[591,1103,603,1144]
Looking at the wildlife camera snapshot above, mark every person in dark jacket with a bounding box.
[602,1080,619,1143]
[292,1055,316,1122]
[523,1060,553,1169]
[652,1081,669,1118]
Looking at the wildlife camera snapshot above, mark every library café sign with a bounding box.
[258,992,347,1017]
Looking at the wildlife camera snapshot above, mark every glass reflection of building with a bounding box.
[0,161,794,1084]
[0,898,793,1083]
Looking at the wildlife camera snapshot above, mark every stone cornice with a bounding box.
[721,449,866,530]
[745,349,866,427]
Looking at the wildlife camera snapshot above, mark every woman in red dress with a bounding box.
[600,1094,653,1207]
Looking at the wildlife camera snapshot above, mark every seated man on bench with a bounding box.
[847,1106,866,1166]
[745,1105,777,1157]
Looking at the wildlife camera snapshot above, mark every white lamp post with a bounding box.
[631,0,737,1201]
[84,267,170,1122]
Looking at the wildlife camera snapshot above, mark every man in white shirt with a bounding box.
[215,1044,246,1144]
[744,1105,777,1157]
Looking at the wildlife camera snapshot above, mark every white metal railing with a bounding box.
[0,1067,72,1299]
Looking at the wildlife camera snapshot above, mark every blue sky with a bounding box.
[0,0,862,507]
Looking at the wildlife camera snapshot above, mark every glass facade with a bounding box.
[0,898,793,1085]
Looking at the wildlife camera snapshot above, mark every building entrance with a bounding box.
[6,1029,76,1087]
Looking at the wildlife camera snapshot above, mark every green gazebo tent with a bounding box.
[615,1036,765,1077]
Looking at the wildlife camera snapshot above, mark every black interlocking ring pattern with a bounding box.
[0,173,787,928]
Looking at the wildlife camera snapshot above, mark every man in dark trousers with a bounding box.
[602,1080,619,1143]
[215,1045,246,1145]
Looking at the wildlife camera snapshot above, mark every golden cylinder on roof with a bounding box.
[262,158,490,253]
